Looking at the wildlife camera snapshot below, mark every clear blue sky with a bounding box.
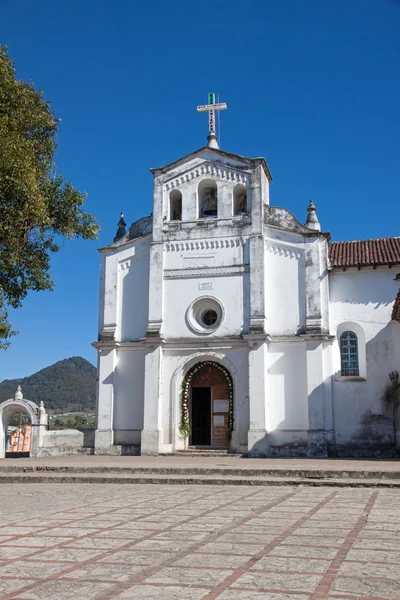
[0,0,399,380]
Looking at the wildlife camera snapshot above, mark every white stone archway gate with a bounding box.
[0,386,48,458]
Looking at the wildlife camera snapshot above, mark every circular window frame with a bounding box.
[186,296,224,335]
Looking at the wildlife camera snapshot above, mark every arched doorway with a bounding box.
[0,387,47,459]
[182,361,233,448]
[5,407,32,457]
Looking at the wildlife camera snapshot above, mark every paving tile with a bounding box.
[63,562,146,581]
[251,555,330,573]
[34,527,100,537]
[145,566,233,585]
[175,552,252,569]
[154,529,211,541]
[217,533,277,544]
[338,560,400,579]
[283,535,345,547]
[345,548,400,564]
[331,576,400,599]
[269,544,338,560]
[233,571,322,592]
[197,542,265,555]
[115,584,210,599]
[0,580,33,596]
[2,536,74,547]
[0,546,38,559]
[98,550,167,565]
[0,560,71,578]
[64,536,131,549]
[133,539,194,552]
[28,547,104,562]
[96,529,147,540]
[217,592,310,600]
[353,538,400,551]
[14,580,117,599]
[0,526,43,535]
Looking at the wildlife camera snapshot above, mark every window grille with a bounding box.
[340,331,359,376]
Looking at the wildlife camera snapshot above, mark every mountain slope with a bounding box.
[0,357,97,412]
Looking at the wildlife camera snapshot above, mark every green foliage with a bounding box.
[0,46,100,348]
[179,375,191,439]
[0,356,96,412]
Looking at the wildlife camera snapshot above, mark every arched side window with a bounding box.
[169,190,182,221]
[198,179,218,218]
[233,184,247,216]
[340,331,359,377]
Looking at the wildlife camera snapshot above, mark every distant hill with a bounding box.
[0,357,97,413]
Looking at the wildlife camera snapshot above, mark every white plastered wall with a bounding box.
[266,342,309,447]
[264,234,306,335]
[113,348,146,445]
[115,237,151,342]
[329,267,398,450]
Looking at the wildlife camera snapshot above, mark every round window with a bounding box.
[186,297,224,335]
[201,309,218,327]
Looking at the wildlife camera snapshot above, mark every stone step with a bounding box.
[0,471,399,487]
[0,464,399,480]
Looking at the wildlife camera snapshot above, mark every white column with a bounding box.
[306,341,328,456]
[247,341,268,456]
[141,345,162,455]
[94,348,116,453]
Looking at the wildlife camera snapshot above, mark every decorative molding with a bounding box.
[265,241,302,261]
[99,325,116,342]
[118,250,149,271]
[164,265,249,279]
[118,260,131,271]
[165,238,244,252]
[164,162,249,191]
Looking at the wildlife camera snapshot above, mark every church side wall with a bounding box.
[329,268,398,455]
[113,348,146,445]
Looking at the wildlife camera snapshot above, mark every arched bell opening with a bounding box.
[169,189,182,221]
[198,179,218,218]
[233,183,247,216]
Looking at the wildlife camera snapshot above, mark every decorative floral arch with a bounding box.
[179,360,233,439]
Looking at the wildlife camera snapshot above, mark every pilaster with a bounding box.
[304,238,322,333]
[247,341,268,456]
[146,242,163,337]
[141,345,162,455]
[306,341,328,456]
[94,348,116,453]
[99,252,118,341]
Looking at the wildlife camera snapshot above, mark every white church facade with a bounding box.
[93,130,400,458]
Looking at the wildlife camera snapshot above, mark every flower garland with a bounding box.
[179,361,234,440]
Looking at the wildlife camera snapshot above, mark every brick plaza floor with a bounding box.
[0,484,399,599]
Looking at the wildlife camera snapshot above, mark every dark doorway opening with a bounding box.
[190,387,211,446]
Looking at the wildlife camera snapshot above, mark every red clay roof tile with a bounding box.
[329,238,400,268]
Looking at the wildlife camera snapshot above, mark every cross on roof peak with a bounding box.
[197,93,227,149]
